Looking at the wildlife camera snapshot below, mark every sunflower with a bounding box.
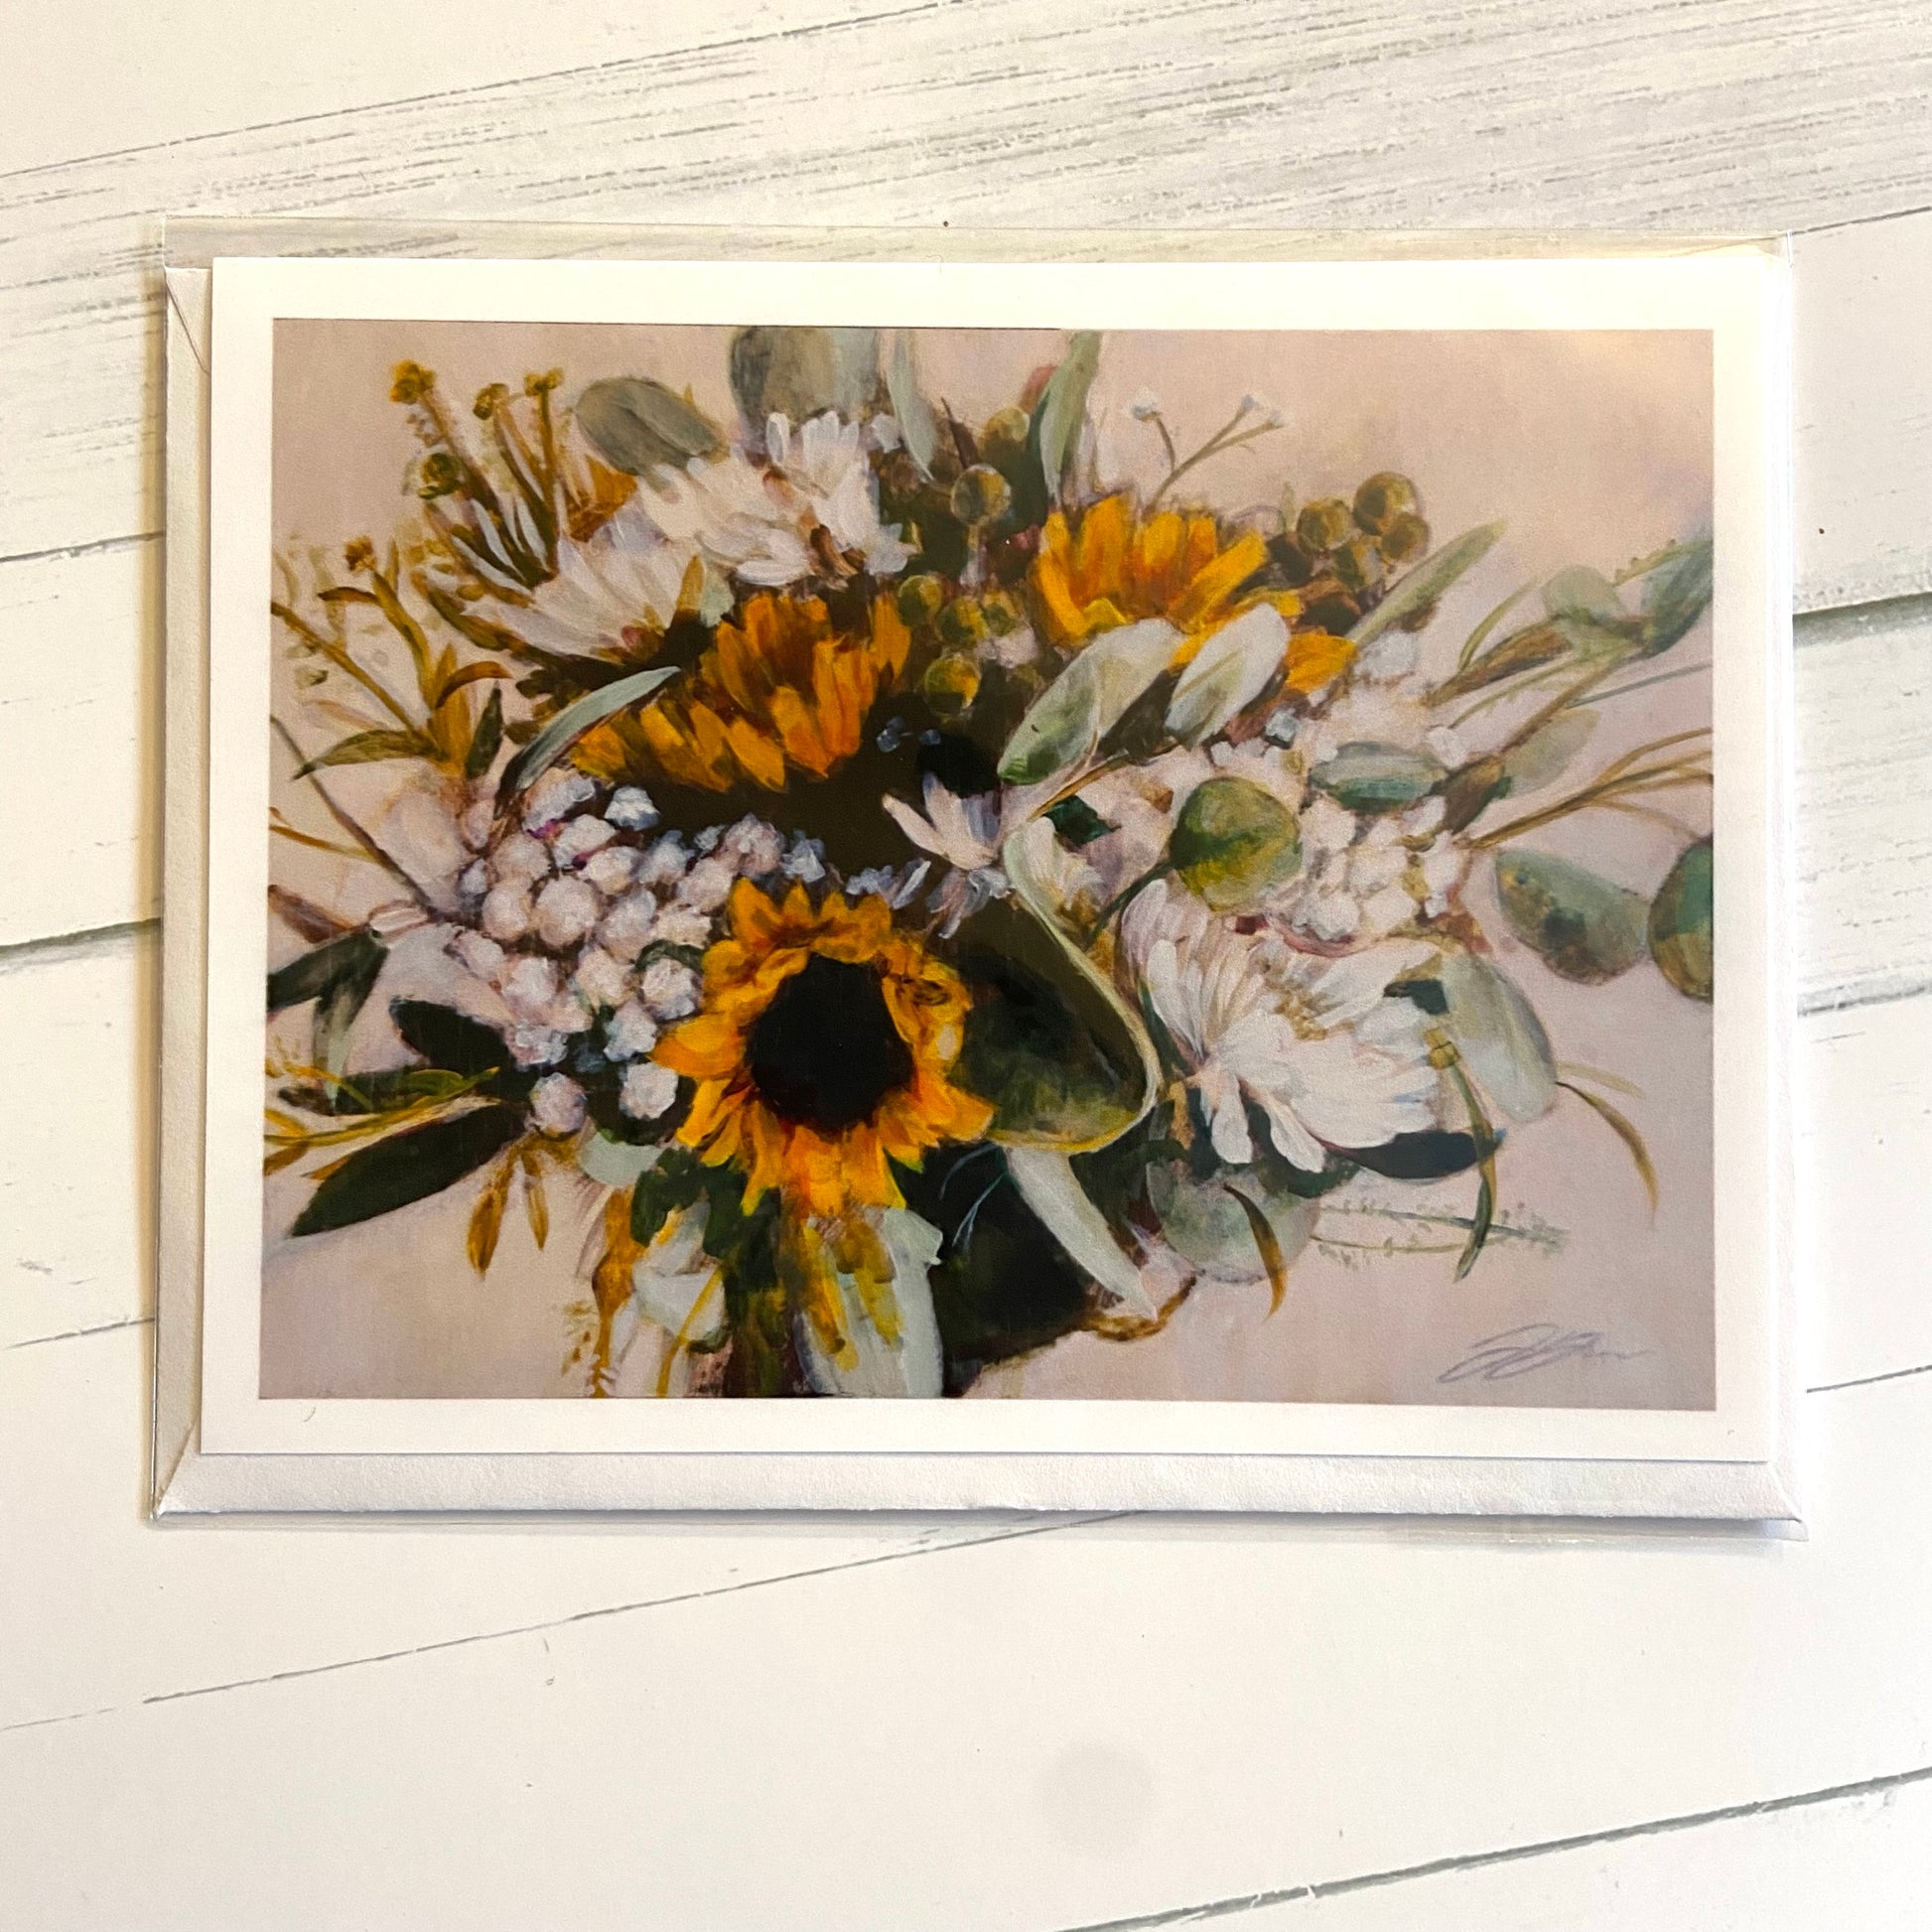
[655,880,993,1223]
[575,591,910,793]
[1032,492,1352,693]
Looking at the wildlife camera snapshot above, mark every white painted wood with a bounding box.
[0,536,157,946]
[5,10,1931,1925]
[0,3,809,177]
[1198,1768,1932,1930]
[3,1339,1931,1929]
[2,4,1931,567]
[1793,596,1932,1012]
[1795,208,1932,615]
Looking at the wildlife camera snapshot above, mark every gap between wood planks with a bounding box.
[0,1510,1127,1735]
[1050,1759,1932,1931]
[0,0,955,188]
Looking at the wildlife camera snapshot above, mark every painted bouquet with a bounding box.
[266,328,1714,1397]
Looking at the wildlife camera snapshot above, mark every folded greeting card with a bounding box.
[156,242,1794,1514]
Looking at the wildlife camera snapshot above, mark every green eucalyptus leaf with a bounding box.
[290,1106,523,1236]
[884,330,941,478]
[1169,774,1302,912]
[1500,709,1596,795]
[1494,849,1649,983]
[574,377,724,476]
[1148,1161,1317,1283]
[1439,948,1558,1124]
[728,327,879,429]
[1311,742,1449,813]
[1543,565,1626,624]
[1649,836,1714,999]
[1166,603,1289,745]
[998,616,1178,784]
[1639,536,1715,656]
[1350,521,1503,648]
[496,663,681,807]
[1032,330,1102,502]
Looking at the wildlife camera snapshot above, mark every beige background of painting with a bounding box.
[265,318,1713,1408]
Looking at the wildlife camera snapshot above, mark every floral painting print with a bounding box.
[261,319,1716,1407]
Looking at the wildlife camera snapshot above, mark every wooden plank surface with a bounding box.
[3,5,1930,1926]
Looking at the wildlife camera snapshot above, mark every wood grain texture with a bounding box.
[2,0,1931,567]
[3,1351,1931,1929]
[1145,1766,1932,1929]
[3,9,1929,1926]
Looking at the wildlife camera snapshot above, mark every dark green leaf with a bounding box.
[293,728,432,777]
[268,930,386,1014]
[1044,795,1112,847]
[629,1149,708,1247]
[574,377,724,475]
[390,999,514,1079]
[464,685,504,781]
[1649,836,1714,1000]
[1344,1129,1488,1180]
[290,1106,522,1236]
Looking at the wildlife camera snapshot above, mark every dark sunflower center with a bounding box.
[746,954,914,1134]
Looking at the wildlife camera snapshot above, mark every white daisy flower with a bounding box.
[528,1073,588,1138]
[881,775,1043,935]
[642,413,911,589]
[620,1061,680,1122]
[488,495,700,659]
[1124,879,1437,1172]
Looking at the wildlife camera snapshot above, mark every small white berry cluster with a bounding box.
[442,765,826,1135]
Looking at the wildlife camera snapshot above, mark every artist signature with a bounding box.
[1438,1323,1647,1385]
